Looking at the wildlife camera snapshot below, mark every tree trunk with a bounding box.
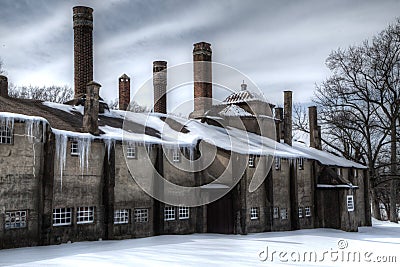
[389,121,398,223]
[371,189,382,220]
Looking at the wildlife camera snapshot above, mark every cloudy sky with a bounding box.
[0,0,399,111]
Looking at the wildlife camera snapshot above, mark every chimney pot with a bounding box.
[83,81,101,135]
[0,75,8,98]
[283,91,293,146]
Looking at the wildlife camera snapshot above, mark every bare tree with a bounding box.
[0,58,5,75]
[108,98,150,113]
[9,84,73,103]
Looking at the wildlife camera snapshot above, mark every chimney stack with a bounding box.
[73,6,94,98]
[191,42,212,118]
[119,74,130,111]
[83,81,101,135]
[308,106,318,148]
[0,75,8,98]
[153,61,167,114]
[274,107,283,142]
[283,91,292,146]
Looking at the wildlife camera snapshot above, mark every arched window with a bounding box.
[0,125,12,144]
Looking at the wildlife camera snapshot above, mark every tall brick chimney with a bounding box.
[73,6,94,98]
[0,75,8,98]
[83,81,101,135]
[153,61,167,114]
[308,106,322,150]
[274,107,283,142]
[283,91,293,146]
[119,74,130,111]
[190,42,212,118]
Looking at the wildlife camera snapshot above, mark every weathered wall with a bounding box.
[271,158,291,231]
[296,159,314,229]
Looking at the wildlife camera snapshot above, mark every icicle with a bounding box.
[32,143,36,179]
[78,137,93,174]
[55,133,68,190]
[104,139,115,161]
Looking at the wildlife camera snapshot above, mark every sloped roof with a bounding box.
[218,105,254,117]
[222,90,264,104]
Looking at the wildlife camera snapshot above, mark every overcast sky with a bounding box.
[0,0,399,110]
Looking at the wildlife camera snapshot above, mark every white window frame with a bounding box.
[70,141,79,156]
[5,210,27,229]
[178,207,190,220]
[134,208,149,223]
[280,208,288,220]
[298,207,303,218]
[172,149,180,162]
[248,155,255,168]
[275,157,281,170]
[298,158,304,170]
[250,207,259,220]
[273,207,279,219]
[53,207,72,226]
[305,206,311,217]
[114,209,129,224]
[0,124,12,144]
[164,206,175,221]
[127,145,136,159]
[347,195,355,212]
[77,206,94,224]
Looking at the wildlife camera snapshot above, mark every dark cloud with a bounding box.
[0,0,399,112]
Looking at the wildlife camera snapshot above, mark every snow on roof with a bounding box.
[219,105,253,117]
[317,184,359,189]
[222,89,265,104]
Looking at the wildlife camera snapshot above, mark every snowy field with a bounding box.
[0,219,399,267]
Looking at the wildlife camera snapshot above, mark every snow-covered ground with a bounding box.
[1,219,399,267]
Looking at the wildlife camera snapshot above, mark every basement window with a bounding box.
[250,207,259,220]
[0,125,12,144]
[172,149,180,162]
[70,141,79,156]
[347,195,355,212]
[298,158,304,170]
[127,145,136,159]
[298,207,303,218]
[164,206,175,221]
[178,207,190,220]
[53,207,72,226]
[77,206,94,224]
[280,208,288,220]
[114,209,129,224]
[273,207,279,219]
[248,155,255,168]
[134,208,149,223]
[274,157,281,170]
[5,210,27,229]
[305,207,311,217]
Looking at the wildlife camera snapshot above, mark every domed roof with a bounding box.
[222,82,264,104]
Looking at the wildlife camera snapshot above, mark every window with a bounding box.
[280,208,288,220]
[164,206,175,221]
[248,155,255,168]
[305,206,311,217]
[172,149,180,162]
[134,208,149,223]
[0,125,12,144]
[178,207,190,219]
[275,157,281,170]
[71,141,79,156]
[53,208,72,226]
[77,206,94,224]
[298,158,304,170]
[273,207,279,219]
[250,207,259,220]
[127,145,136,159]
[5,210,27,229]
[298,207,303,218]
[114,209,129,224]
[347,195,355,212]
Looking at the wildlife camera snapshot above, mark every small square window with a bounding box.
[248,155,255,168]
[134,208,149,223]
[5,210,27,229]
[275,157,281,170]
[298,158,304,170]
[298,207,303,218]
[250,207,259,220]
[280,208,288,220]
[127,145,136,159]
[164,206,175,221]
[53,207,72,226]
[172,149,180,162]
[305,206,311,217]
[273,207,279,219]
[77,206,94,224]
[178,207,189,219]
[347,195,354,212]
[114,209,129,224]
[71,141,79,156]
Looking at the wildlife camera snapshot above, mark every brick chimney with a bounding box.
[274,107,283,142]
[190,42,212,118]
[83,81,101,135]
[0,75,8,98]
[153,61,167,114]
[283,91,292,146]
[73,6,94,98]
[119,74,130,111]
